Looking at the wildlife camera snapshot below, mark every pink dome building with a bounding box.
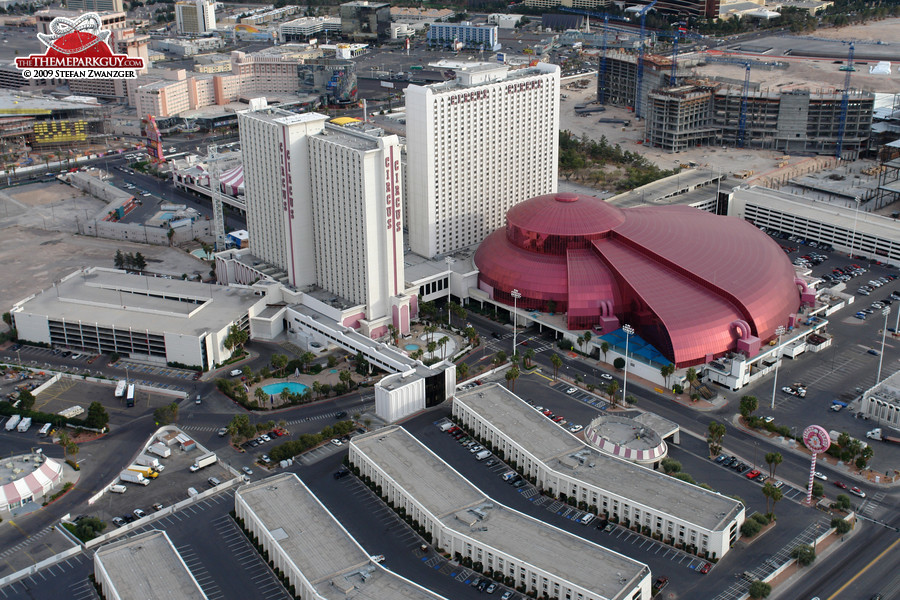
[474,193,804,367]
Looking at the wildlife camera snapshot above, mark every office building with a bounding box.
[176,0,216,35]
[279,16,342,42]
[340,0,390,41]
[525,0,610,9]
[860,371,900,429]
[405,62,560,257]
[453,384,745,559]
[94,530,208,600]
[426,22,501,51]
[349,426,652,600]
[66,0,124,11]
[235,473,448,600]
[238,107,413,335]
[10,267,267,370]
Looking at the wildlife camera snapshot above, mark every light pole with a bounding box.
[511,289,522,355]
[877,306,890,384]
[445,257,454,327]
[621,324,634,406]
[770,325,786,410]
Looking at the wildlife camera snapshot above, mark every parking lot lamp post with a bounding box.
[15,348,21,366]
[621,324,634,406]
[770,325,786,410]
[511,289,522,353]
[877,307,890,384]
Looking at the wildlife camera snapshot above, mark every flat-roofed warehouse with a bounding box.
[235,472,448,600]
[453,384,745,559]
[349,426,651,600]
[93,530,208,600]
[10,267,270,370]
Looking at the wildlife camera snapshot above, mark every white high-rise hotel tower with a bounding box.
[238,107,412,337]
[405,62,560,257]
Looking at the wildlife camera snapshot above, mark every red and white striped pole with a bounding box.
[806,452,817,505]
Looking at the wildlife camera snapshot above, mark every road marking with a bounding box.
[827,536,900,600]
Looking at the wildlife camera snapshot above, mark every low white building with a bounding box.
[235,472,448,600]
[453,384,746,559]
[350,426,652,600]
[375,363,456,422]
[860,370,900,429]
[94,530,208,600]
[10,267,267,371]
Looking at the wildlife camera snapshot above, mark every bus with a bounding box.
[115,380,127,398]
[126,384,135,408]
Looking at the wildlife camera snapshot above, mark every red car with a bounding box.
[834,481,848,489]
[541,409,553,416]
[699,562,711,574]
[745,469,761,479]
[552,416,565,423]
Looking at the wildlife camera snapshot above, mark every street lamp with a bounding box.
[511,289,522,355]
[770,325,786,410]
[877,306,890,384]
[445,257,454,327]
[621,324,634,405]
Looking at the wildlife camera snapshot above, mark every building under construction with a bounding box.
[599,51,692,114]
[642,83,874,158]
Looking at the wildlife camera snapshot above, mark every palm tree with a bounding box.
[58,429,71,460]
[299,351,315,373]
[685,367,699,394]
[426,340,437,357]
[438,336,449,359]
[771,486,784,518]
[600,341,610,363]
[312,380,322,400]
[660,364,675,388]
[387,324,398,345]
[583,331,592,353]
[762,482,775,515]
[576,335,585,353]
[464,326,479,347]
[254,387,267,406]
[456,362,469,379]
[765,452,783,480]
[550,353,563,379]
[339,369,353,389]
[606,380,620,407]
[505,364,520,391]
[523,348,535,368]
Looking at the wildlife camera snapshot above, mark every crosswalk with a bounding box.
[0,525,56,561]
[859,491,885,518]
[178,402,375,434]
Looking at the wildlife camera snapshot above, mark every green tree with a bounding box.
[299,351,316,373]
[464,326,479,346]
[387,324,398,345]
[153,402,179,425]
[550,353,563,378]
[660,363,675,388]
[835,494,852,511]
[762,482,776,514]
[114,249,125,269]
[707,421,726,457]
[748,580,771,599]
[741,519,762,538]
[57,429,70,459]
[17,389,35,411]
[456,361,469,379]
[271,353,288,378]
[812,481,824,498]
[771,484,784,517]
[67,442,79,461]
[254,387,268,407]
[71,517,106,542]
[660,457,682,474]
[600,341,610,362]
[493,351,507,366]
[583,330,592,350]
[765,452,783,480]
[739,395,759,418]
[790,544,816,567]
[85,401,109,429]
[312,380,323,400]
[224,324,249,353]
[523,348,535,368]
[576,335,585,353]
[427,340,437,357]
[505,364,520,391]
[327,355,338,368]
[685,367,699,394]
[613,357,625,370]
[605,380,620,407]
[133,252,147,271]
[831,518,852,534]
[228,414,255,441]
[438,335,449,359]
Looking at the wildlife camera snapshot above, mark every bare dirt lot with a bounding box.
[0,226,209,315]
[797,17,900,42]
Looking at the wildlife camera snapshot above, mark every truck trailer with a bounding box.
[135,455,161,470]
[866,428,900,444]
[16,417,32,432]
[119,470,149,486]
[4,415,21,431]
[127,465,159,479]
[114,380,126,398]
[148,442,171,458]
[189,452,217,472]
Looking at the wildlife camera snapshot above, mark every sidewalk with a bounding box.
[768,521,858,600]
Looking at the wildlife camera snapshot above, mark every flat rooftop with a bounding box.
[352,427,648,599]
[236,473,446,599]
[456,384,743,532]
[94,530,207,600]
[13,267,263,337]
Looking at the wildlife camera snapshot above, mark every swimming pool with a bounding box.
[261,382,308,395]
[404,344,419,351]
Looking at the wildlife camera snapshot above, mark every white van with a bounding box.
[579,514,595,526]
[187,487,199,498]
[475,449,491,461]
[39,422,52,436]
[229,369,243,377]
[109,484,127,494]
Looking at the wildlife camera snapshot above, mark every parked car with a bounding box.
[242,466,253,475]
[746,469,761,479]
[566,387,577,394]
[133,508,146,519]
[699,562,712,574]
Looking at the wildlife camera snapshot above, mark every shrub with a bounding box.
[748,580,771,598]
[660,458,682,474]
[751,513,770,526]
[790,544,816,567]
[613,357,626,370]
[831,518,852,534]
[741,520,761,538]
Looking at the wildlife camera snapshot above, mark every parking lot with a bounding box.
[28,378,177,426]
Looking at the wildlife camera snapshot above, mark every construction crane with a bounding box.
[737,63,751,148]
[669,26,682,86]
[634,0,658,120]
[600,15,609,104]
[835,42,855,160]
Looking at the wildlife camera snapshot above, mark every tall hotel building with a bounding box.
[405,63,560,258]
[238,106,412,334]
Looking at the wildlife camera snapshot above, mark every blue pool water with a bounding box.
[159,211,174,221]
[261,382,308,395]
[404,344,418,351]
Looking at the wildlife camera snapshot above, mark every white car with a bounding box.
[260,434,271,442]
[566,387,577,394]
[568,424,583,433]
[600,373,613,380]
[331,439,343,446]
[813,471,827,481]
[371,554,385,563]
